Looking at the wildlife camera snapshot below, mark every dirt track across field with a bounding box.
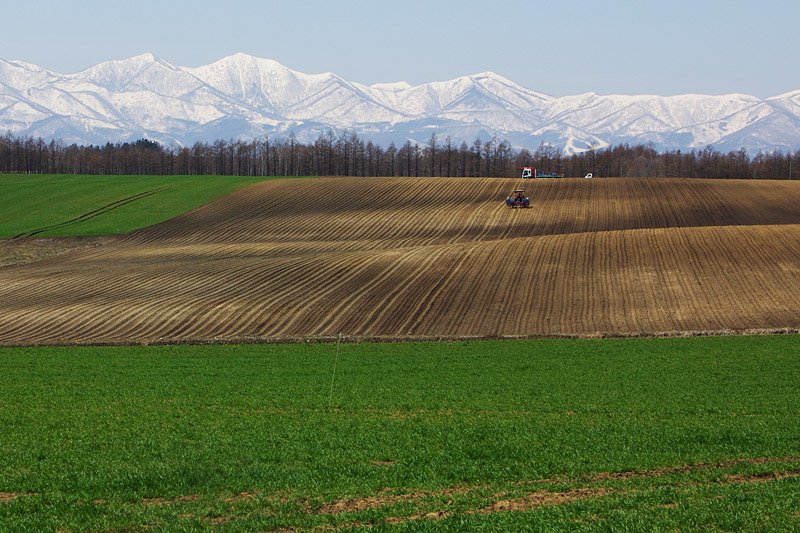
[2,177,800,346]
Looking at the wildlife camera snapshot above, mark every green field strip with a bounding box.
[12,186,172,238]
[0,174,293,237]
[1,335,799,530]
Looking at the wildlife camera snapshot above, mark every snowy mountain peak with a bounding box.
[80,52,163,72]
[469,71,514,83]
[768,89,800,101]
[131,52,158,63]
[454,71,555,103]
[0,58,60,92]
[70,53,178,90]
[0,58,51,72]
[1,53,798,154]
[186,54,313,113]
[192,53,311,83]
[202,52,291,71]
[221,52,259,62]
[370,81,413,91]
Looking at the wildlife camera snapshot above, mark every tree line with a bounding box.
[1,131,798,179]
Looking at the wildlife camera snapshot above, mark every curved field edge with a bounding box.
[1,335,799,530]
[0,174,303,238]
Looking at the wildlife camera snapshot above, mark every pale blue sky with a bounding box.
[1,0,797,97]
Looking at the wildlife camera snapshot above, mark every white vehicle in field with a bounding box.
[520,166,563,179]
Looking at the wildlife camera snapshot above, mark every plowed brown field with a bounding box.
[3,177,800,345]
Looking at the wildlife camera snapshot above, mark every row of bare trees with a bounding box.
[1,131,798,179]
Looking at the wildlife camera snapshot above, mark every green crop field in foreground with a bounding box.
[0,174,281,238]
[1,336,799,530]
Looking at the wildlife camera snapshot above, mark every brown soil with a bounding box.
[384,510,451,524]
[319,495,397,514]
[311,455,800,524]
[0,492,27,502]
[318,486,473,515]
[222,490,260,503]
[141,494,199,505]
[3,177,800,345]
[726,470,800,483]
[0,236,115,267]
[374,465,800,524]
[148,457,796,529]
[477,487,610,513]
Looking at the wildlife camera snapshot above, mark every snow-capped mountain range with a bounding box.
[2,52,799,154]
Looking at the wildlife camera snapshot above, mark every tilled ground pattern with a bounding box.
[3,177,800,345]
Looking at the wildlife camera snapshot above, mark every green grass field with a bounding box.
[1,336,799,530]
[0,174,277,238]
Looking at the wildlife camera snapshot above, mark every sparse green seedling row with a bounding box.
[1,335,799,530]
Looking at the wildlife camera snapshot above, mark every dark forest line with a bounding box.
[1,131,798,179]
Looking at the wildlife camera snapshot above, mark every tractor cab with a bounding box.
[506,189,530,208]
[521,167,534,179]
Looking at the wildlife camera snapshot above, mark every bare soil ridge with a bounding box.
[2,177,800,346]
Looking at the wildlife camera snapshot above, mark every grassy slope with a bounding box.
[1,336,799,530]
[0,174,277,237]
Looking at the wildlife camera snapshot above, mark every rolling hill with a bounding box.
[2,176,800,345]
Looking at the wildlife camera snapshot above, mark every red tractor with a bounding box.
[506,189,530,208]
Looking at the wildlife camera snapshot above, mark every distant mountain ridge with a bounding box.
[1,52,799,154]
